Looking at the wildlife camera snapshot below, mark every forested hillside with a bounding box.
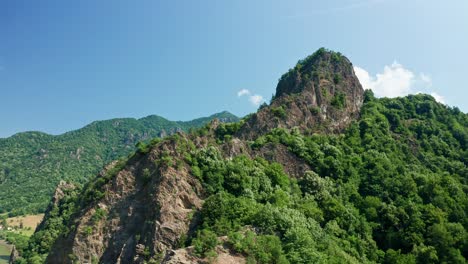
[14,49,468,264]
[0,111,238,215]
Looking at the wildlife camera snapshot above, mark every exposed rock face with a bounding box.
[162,237,246,264]
[255,143,311,178]
[239,49,364,139]
[46,134,204,264]
[162,246,246,264]
[159,127,184,138]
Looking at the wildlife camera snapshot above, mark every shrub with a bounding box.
[91,208,107,223]
[331,92,346,109]
[271,106,287,118]
[229,231,289,264]
[160,154,174,167]
[333,73,342,84]
[331,52,342,63]
[136,141,150,154]
[84,226,93,235]
[215,121,244,140]
[192,229,218,257]
[310,106,321,115]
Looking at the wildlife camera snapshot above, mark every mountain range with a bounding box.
[0,112,238,215]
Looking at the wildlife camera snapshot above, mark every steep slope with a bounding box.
[42,134,204,263]
[0,112,238,215]
[18,49,468,264]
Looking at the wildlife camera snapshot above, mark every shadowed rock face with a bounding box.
[38,49,365,264]
[239,49,364,139]
[46,135,204,264]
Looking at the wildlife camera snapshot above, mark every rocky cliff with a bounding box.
[238,48,363,139]
[45,134,205,263]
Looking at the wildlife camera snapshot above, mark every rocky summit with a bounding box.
[239,48,363,139]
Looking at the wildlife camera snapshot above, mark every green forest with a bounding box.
[0,111,238,215]
[16,91,467,263]
[189,92,467,263]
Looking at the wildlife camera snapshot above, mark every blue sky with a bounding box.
[1,0,467,137]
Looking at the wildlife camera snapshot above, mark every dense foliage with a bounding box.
[0,112,238,215]
[15,92,468,263]
[189,92,467,263]
[20,186,79,263]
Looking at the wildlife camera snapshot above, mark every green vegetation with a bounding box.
[192,229,218,257]
[189,149,378,263]
[13,185,80,263]
[271,106,287,118]
[331,91,346,109]
[0,233,28,256]
[186,92,467,263]
[0,214,43,263]
[14,92,468,263]
[310,106,321,115]
[333,73,342,84]
[215,120,245,141]
[0,241,12,264]
[229,231,289,264]
[90,208,107,224]
[248,92,468,263]
[0,111,238,215]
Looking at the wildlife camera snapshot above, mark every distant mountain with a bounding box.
[0,111,238,215]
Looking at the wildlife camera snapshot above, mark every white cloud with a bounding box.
[237,89,264,106]
[353,66,373,91]
[249,94,264,106]
[430,92,445,104]
[354,62,414,97]
[420,73,432,87]
[237,89,250,97]
[354,63,445,104]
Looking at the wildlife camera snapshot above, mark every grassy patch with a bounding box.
[0,240,12,264]
[6,214,43,237]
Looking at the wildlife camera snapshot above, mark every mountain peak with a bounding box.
[275,48,355,97]
[239,48,364,138]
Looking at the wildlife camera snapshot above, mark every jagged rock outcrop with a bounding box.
[239,49,364,139]
[46,134,205,264]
